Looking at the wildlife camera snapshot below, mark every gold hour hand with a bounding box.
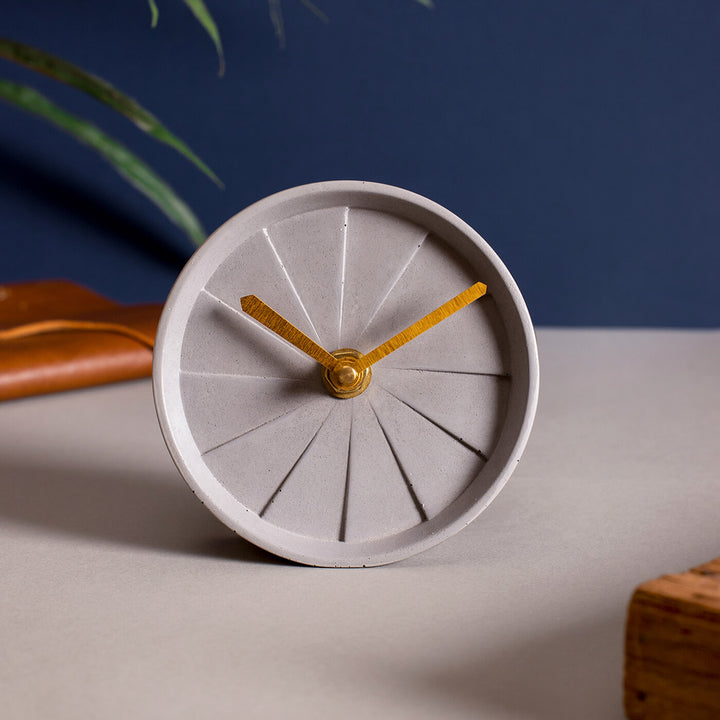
[354,282,487,372]
[240,295,337,370]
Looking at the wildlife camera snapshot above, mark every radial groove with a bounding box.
[369,402,428,522]
[263,227,322,343]
[201,287,243,316]
[379,386,489,461]
[338,413,353,542]
[201,402,311,457]
[338,206,349,342]
[200,287,312,363]
[356,231,428,343]
[181,369,316,383]
[382,367,510,379]
[259,411,330,517]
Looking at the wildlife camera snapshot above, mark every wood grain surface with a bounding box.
[624,558,720,719]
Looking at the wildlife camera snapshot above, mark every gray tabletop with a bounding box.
[2,329,719,720]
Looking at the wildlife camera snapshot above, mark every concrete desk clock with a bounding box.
[153,181,539,567]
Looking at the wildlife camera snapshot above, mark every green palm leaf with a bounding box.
[0,79,206,246]
[299,1,329,23]
[0,37,222,187]
[148,0,160,28]
[182,0,225,76]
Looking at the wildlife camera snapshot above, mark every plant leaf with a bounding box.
[0,37,222,187]
[268,0,286,49]
[300,0,329,24]
[148,0,159,28]
[0,79,206,246]
[182,0,225,76]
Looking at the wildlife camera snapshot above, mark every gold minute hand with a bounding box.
[354,282,487,372]
[240,295,337,370]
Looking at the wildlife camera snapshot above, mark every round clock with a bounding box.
[153,181,539,567]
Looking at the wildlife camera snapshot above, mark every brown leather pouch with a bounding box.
[0,280,162,401]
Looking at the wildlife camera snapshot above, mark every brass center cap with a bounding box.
[322,348,372,399]
[336,364,358,386]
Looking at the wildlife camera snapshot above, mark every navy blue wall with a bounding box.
[2,1,719,326]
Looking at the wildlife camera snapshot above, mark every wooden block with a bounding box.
[624,558,720,719]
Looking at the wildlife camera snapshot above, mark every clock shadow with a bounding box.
[0,454,294,565]
[356,612,622,720]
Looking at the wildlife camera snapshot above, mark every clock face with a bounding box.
[153,181,538,567]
